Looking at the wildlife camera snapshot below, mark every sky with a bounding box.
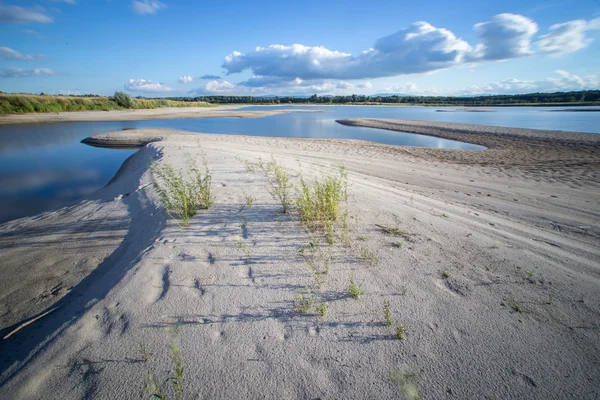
[1,0,599,97]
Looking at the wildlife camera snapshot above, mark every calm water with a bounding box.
[0,106,598,223]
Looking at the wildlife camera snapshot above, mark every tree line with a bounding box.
[162,90,600,106]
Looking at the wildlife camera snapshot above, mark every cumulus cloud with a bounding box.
[124,79,174,92]
[178,75,193,83]
[469,14,538,61]
[200,74,222,80]
[0,5,54,23]
[0,67,58,78]
[537,18,600,55]
[203,80,235,93]
[356,82,372,89]
[131,0,165,15]
[0,46,44,60]
[223,21,472,80]
[461,70,598,95]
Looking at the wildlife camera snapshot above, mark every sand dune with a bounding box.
[0,123,599,399]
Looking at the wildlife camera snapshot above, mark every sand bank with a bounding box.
[0,106,325,125]
[0,124,599,399]
[436,108,496,112]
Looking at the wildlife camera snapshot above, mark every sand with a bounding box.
[436,108,496,112]
[0,106,325,125]
[0,120,599,399]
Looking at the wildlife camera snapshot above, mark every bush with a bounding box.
[113,91,136,109]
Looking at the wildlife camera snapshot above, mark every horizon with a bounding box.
[1,0,599,97]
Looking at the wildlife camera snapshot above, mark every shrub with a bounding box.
[113,91,136,109]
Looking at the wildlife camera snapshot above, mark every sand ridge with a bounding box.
[0,125,599,398]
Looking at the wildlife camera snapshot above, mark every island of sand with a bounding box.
[0,118,599,399]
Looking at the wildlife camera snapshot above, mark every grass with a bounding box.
[347,276,365,299]
[242,191,255,208]
[259,157,294,213]
[383,299,394,326]
[139,343,150,362]
[441,270,452,279]
[294,288,316,314]
[146,328,184,400]
[297,165,348,245]
[316,302,328,318]
[389,368,420,400]
[395,324,406,340]
[359,247,377,266]
[152,159,213,226]
[0,93,214,114]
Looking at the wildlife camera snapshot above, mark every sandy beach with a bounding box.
[0,120,599,399]
[0,106,325,125]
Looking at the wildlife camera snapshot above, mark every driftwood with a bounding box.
[3,306,61,340]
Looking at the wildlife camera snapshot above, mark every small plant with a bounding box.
[391,242,403,248]
[395,324,406,340]
[316,302,328,318]
[260,156,294,213]
[377,223,410,238]
[294,288,316,313]
[244,159,257,172]
[441,270,452,279]
[525,271,535,283]
[146,375,165,399]
[512,304,523,313]
[347,276,365,299]
[242,191,255,208]
[169,338,184,400]
[139,343,150,362]
[389,368,420,400]
[153,159,213,226]
[360,247,377,266]
[383,299,393,326]
[357,236,367,241]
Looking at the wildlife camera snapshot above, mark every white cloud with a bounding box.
[131,0,166,15]
[537,18,600,55]
[0,5,53,23]
[223,21,472,80]
[356,82,372,89]
[461,70,598,95]
[124,79,174,92]
[0,67,58,78]
[178,75,193,83]
[203,80,235,93]
[0,46,44,60]
[470,13,538,61]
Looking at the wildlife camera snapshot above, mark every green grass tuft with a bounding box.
[347,276,365,299]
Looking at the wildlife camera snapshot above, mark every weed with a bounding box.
[146,375,165,399]
[377,223,410,238]
[383,299,394,326]
[244,159,257,172]
[357,236,367,241]
[242,191,255,208]
[260,157,294,213]
[294,288,316,314]
[347,276,365,299]
[395,324,406,340]
[139,343,150,362]
[389,368,420,400]
[391,242,403,248]
[296,164,348,244]
[512,304,523,313]
[168,337,184,400]
[441,270,452,279]
[360,247,377,266]
[153,159,213,226]
[526,271,534,283]
[316,302,328,318]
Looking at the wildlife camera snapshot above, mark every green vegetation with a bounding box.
[359,247,377,266]
[441,270,452,279]
[259,157,294,213]
[242,191,255,208]
[152,90,600,106]
[113,91,136,108]
[389,368,420,400]
[347,276,365,299]
[0,93,214,114]
[294,288,316,314]
[316,302,328,318]
[383,299,394,327]
[146,328,185,400]
[297,165,348,245]
[395,324,406,340]
[153,159,214,226]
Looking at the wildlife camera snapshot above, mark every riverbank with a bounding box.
[0,106,326,125]
[0,124,598,399]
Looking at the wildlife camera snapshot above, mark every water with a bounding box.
[1,105,598,223]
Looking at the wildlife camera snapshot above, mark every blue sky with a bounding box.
[1,0,599,96]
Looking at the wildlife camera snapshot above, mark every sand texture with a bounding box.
[0,106,325,125]
[0,122,599,399]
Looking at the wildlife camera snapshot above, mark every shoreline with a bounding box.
[0,105,326,125]
[0,124,599,398]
